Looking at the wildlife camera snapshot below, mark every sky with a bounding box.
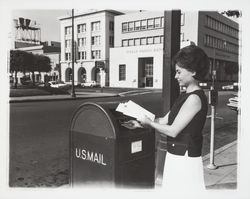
[12,9,70,42]
[10,9,136,43]
[10,9,240,44]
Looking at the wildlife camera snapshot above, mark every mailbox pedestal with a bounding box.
[70,102,155,188]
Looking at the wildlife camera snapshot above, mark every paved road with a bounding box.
[9,91,237,187]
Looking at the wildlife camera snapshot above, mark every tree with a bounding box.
[221,10,242,18]
[9,50,25,88]
[41,55,52,73]
[23,52,36,85]
[225,63,239,80]
[35,54,51,82]
[10,50,52,87]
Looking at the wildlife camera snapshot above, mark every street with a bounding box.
[9,91,237,187]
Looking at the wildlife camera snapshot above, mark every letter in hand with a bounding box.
[137,115,152,127]
[121,120,143,129]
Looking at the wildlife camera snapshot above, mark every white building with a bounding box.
[109,11,239,88]
[59,10,123,86]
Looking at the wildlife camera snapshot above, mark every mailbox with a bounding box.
[69,102,155,188]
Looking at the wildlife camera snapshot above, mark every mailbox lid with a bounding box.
[70,103,117,139]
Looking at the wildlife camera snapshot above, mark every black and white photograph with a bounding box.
[0,0,250,199]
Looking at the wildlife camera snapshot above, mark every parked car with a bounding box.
[20,76,33,85]
[227,94,238,112]
[222,84,234,90]
[48,81,68,88]
[222,82,239,91]
[81,81,100,87]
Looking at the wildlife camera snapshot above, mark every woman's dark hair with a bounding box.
[173,44,209,81]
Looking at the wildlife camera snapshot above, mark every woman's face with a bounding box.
[175,64,195,86]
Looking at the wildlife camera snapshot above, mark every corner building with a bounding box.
[109,11,239,88]
[59,10,123,86]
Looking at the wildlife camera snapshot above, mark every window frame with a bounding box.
[119,64,126,81]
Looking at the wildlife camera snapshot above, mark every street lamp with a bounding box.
[71,8,76,98]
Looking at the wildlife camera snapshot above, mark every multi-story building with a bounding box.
[109,11,239,88]
[59,10,123,86]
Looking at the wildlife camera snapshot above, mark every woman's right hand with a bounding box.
[154,117,164,124]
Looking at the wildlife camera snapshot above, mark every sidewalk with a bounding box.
[203,140,237,189]
[9,89,160,103]
[155,140,237,190]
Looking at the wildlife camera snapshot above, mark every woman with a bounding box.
[137,45,209,191]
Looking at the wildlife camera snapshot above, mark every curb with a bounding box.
[118,89,161,97]
[9,94,120,103]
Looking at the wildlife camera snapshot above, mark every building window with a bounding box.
[147,37,153,44]
[135,38,140,46]
[122,22,128,32]
[141,20,147,30]
[128,21,134,31]
[77,37,86,47]
[78,51,87,60]
[204,34,238,54]
[141,37,147,45]
[109,21,114,31]
[147,18,154,29]
[153,36,161,44]
[145,63,153,76]
[135,21,140,31]
[205,15,238,39]
[65,53,71,61]
[122,16,165,33]
[65,26,72,35]
[91,21,101,31]
[122,39,128,47]
[160,35,164,43]
[119,64,126,81]
[121,35,164,47]
[91,50,101,59]
[154,18,161,28]
[65,39,71,48]
[109,36,114,47]
[83,51,87,60]
[128,39,134,46]
[91,36,101,45]
[77,23,86,33]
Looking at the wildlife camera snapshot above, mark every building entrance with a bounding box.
[65,68,72,82]
[138,57,153,88]
[78,67,86,83]
[91,67,101,83]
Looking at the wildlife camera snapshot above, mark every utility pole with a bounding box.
[207,47,218,170]
[155,10,181,185]
[71,8,76,98]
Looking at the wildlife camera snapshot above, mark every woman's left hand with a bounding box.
[137,115,152,126]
